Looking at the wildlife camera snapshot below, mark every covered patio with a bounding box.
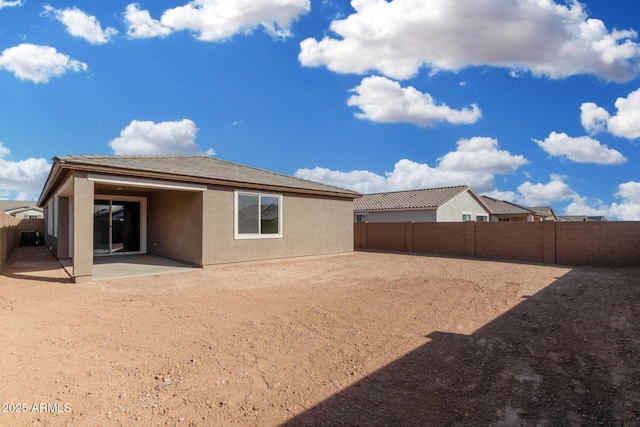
[59,253,200,281]
[3,247,199,282]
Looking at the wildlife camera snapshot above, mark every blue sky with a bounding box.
[1,0,640,219]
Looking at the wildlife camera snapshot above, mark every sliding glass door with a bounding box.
[93,198,142,255]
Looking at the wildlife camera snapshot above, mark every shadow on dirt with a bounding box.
[283,267,640,426]
[1,247,73,283]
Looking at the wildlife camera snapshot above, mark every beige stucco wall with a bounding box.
[72,172,95,282]
[41,173,354,279]
[56,197,70,258]
[437,191,490,222]
[147,190,204,266]
[202,186,354,265]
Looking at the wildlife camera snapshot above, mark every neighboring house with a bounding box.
[353,186,492,223]
[528,206,558,221]
[37,155,361,282]
[0,201,44,219]
[558,215,608,222]
[480,196,557,222]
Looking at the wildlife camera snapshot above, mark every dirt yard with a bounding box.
[0,247,638,426]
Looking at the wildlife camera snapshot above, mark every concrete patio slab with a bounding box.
[59,253,200,281]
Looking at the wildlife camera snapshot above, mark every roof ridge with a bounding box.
[363,185,469,196]
[58,154,207,160]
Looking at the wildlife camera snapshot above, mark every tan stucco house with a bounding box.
[0,201,43,219]
[480,196,558,222]
[37,155,360,282]
[353,186,492,223]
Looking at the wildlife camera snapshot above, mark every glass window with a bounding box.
[238,194,259,234]
[235,192,282,238]
[260,196,279,234]
[462,214,472,222]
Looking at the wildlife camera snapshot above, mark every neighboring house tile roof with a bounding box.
[558,215,608,222]
[354,186,473,211]
[528,206,557,220]
[39,155,361,205]
[0,200,39,212]
[480,196,533,215]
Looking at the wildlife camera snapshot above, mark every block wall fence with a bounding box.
[0,217,45,272]
[354,221,640,267]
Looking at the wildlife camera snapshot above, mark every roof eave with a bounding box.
[39,158,361,203]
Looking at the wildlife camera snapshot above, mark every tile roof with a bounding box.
[40,155,360,205]
[354,186,472,211]
[480,196,533,215]
[0,200,39,212]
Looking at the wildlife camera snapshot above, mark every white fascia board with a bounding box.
[88,174,207,192]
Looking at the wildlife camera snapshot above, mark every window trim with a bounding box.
[234,190,283,240]
[462,213,472,222]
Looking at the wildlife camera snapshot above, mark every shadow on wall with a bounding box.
[283,267,640,426]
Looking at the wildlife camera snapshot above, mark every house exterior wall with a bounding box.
[72,172,94,282]
[56,197,70,258]
[147,190,204,266]
[202,186,354,265]
[40,170,356,280]
[438,191,490,222]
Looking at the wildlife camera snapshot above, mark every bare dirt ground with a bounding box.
[0,247,638,427]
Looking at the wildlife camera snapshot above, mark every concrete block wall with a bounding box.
[475,222,545,264]
[413,222,467,257]
[362,222,409,252]
[0,216,45,272]
[556,222,640,267]
[355,221,640,267]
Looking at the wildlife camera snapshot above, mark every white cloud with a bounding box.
[0,44,87,83]
[299,0,640,82]
[580,102,610,134]
[0,142,51,201]
[108,119,215,156]
[608,89,640,139]
[580,88,640,139]
[124,3,172,39]
[517,174,575,206]
[565,182,640,220]
[126,0,311,41]
[43,5,118,45]
[438,137,528,175]
[295,137,527,193]
[347,76,481,127]
[533,131,626,165]
[480,189,519,204]
[0,0,22,9]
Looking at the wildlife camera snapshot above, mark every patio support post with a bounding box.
[72,172,94,282]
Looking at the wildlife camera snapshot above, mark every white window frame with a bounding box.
[476,215,488,222]
[462,213,472,222]
[234,190,283,240]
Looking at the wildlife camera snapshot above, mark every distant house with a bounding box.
[37,155,361,282]
[558,215,607,222]
[353,186,492,223]
[480,196,557,222]
[0,201,44,219]
[528,206,558,221]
